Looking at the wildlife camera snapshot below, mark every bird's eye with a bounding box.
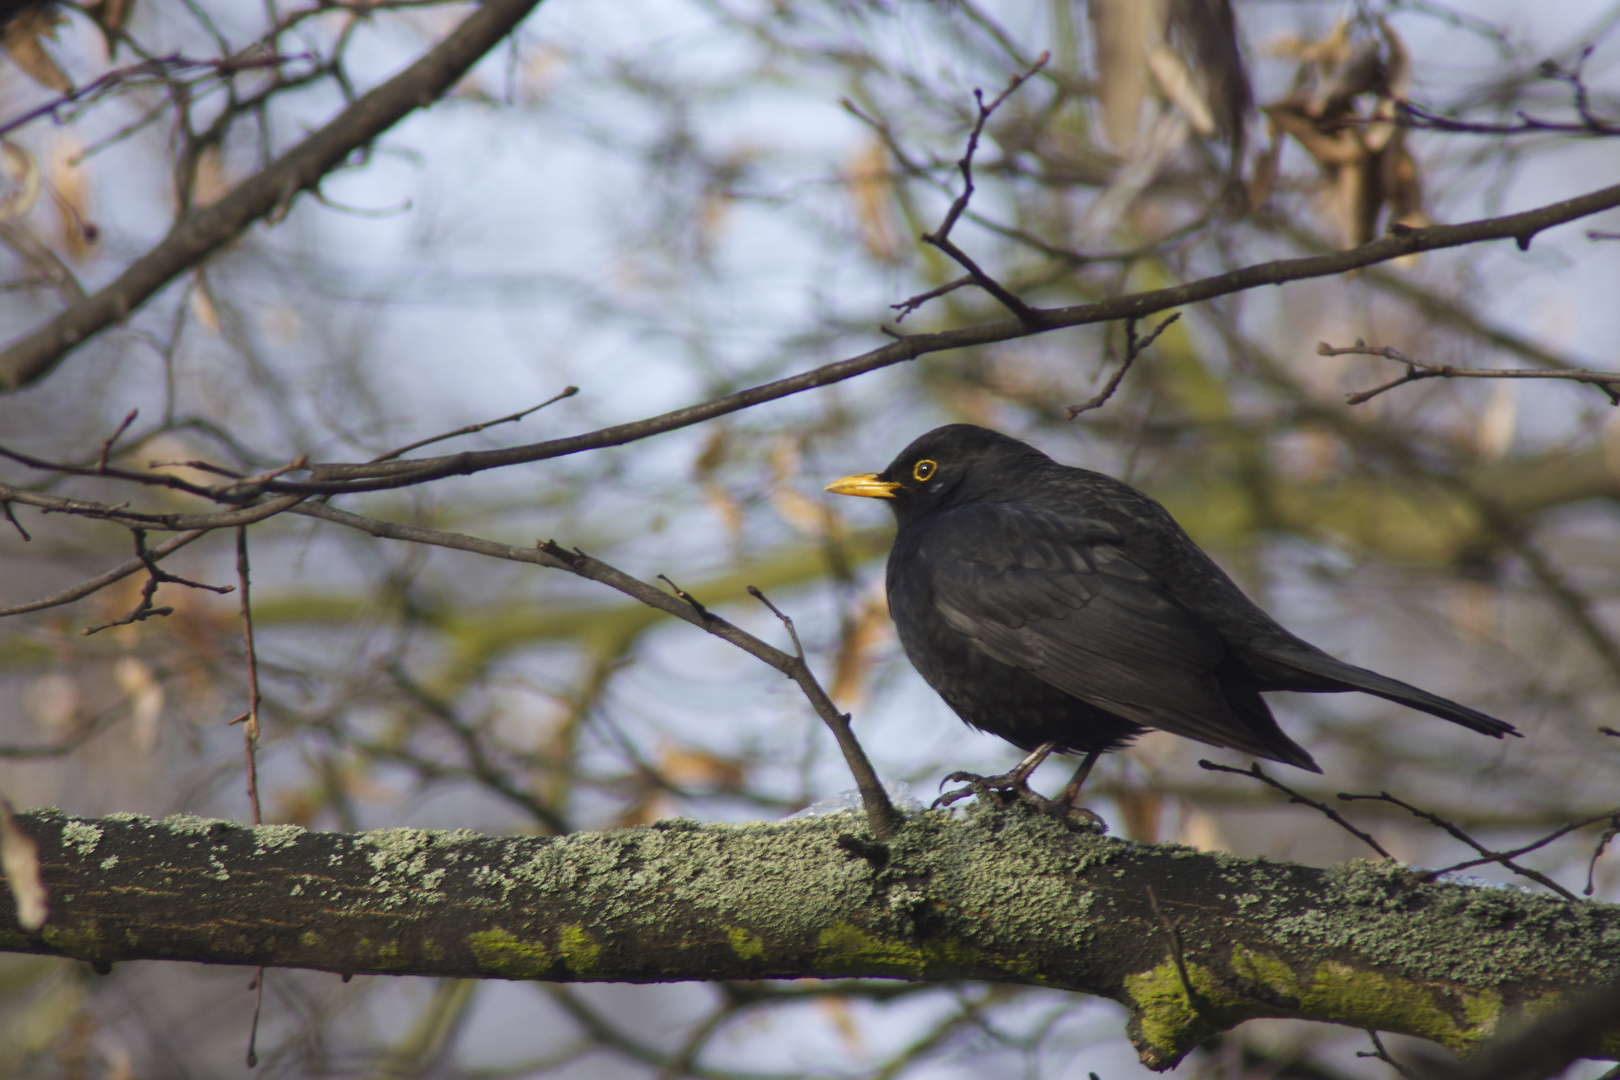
[913,459,937,482]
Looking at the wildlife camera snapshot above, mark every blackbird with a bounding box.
[826,424,1517,807]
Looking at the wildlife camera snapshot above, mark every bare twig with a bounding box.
[659,574,711,618]
[1199,760,1393,859]
[1319,339,1620,405]
[1066,313,1181,417]
[748,585,900,838]
[890,275,972,323]
[0,480,306,533]
[245,969,265,1068]
[1336,790,1584,900]
[80,528,234,635]
[236,527,263,825]
[1144,884,1199,1012]
[1356,1030,1416,1079]
[919,56,1050,326]
[271,500,903,836]
[0,528,208,617]
[95,410,140,472]
[1,501,28,541]
[1586,818,1620,896]
[366,386,580,464]
[0,53,313,140]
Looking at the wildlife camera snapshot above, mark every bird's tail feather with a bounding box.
[1278,652,1518,738]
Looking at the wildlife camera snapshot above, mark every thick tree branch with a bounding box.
[0,0,547,392]
[5,809,1619,1071]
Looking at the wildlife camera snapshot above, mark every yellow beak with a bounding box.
[824,473,900,499]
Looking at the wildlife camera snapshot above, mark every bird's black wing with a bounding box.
[916,502,1271,752]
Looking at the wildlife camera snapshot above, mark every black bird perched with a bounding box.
[826,424,1517,809]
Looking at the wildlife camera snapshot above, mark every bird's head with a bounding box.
[824,424,1050,525]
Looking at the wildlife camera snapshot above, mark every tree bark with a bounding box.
[4,807,1617,1069]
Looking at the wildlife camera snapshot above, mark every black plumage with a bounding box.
[826,424,1517,780]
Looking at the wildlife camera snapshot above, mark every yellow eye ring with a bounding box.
[912,459,937,482]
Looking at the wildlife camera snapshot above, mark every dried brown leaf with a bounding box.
[0,801,47,931]
[0,140,42,222]
[46,134,96,260]
[1116,788,1164,843]
[828,591,891,710]
[1,4,72,93]
[1089,0,1164,153]
[658,743,745,791]
[770,487,827,537]
[693,425,728,479]
[114,656,163,752]
[192,144,228,208]
[701,482,742,543]
[1146,43,1215,136]
[846,139,900,262]
[189,270,220,333]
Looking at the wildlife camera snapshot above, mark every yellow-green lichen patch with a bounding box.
[558,925,601,974]
[818,923,928,977]
[1229,945,1301,1002]
[1299,962,1500,1051]
[1124,957,1244,1059]
[727,925,766,961]
[40,924,110,962]
[470,929,552,978]
[363,939,406,970]
[162,814,232,836]
[62,822,102,856]
[252,824,305,853]
[814,922,1037,981]
[300,930,321,949]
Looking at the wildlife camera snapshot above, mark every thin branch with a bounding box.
[0,528,207,617]
[4,184,1619,527]
[285,501,903,838]
[1587,819,1620,896]
[0,0,546,391]
[1319,339,1620,405]
[1336,791,1583,901]
[366,385,579,464]
[235,528,263,826]
[1199,760,1393,859]
[1,501,28,541]
[890,275,972,323]
[233,176,1620,496]
[80,528,234,636]
[0,53,312,140]
[94,409,140,472]
[748,585,900,839]
[0,481,306,532]
[919,56,1050,326]
[1066,313,1181,417]
[1144,884,1199,1012]
[1355,1030,1416,1080]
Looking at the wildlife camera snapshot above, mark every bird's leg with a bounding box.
[933,741,1062,810]
[1052,748,1106,829]
[934,742,1106,830]
[1054,748,1102,807]
[934,739,1059,809]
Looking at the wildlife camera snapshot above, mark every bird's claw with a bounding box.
[931,770,1106,832]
